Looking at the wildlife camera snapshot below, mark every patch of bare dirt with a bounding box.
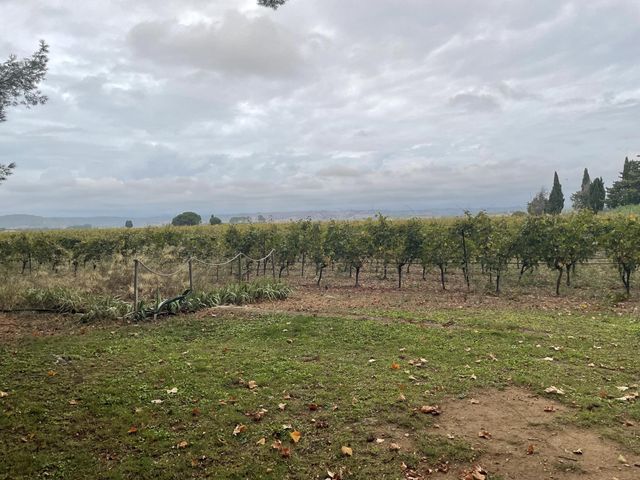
[436,387,640,479]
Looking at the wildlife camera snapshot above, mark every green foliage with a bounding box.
[546,171,564,215]
[209,215,222,225]
[1,41,49,182]
[527,189,548,215]
[607,157,640,208]
[21,287,130,321]
[258,0,287,8]
[603,214,640,294]
[125,220,133,228]
[171,212,202,226]
[571,168,591,210]
[587,177,606,213]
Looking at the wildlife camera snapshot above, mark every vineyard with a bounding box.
[1,211,639,318]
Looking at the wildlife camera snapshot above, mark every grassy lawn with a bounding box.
[1,309,639,479]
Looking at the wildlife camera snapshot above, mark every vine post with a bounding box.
[133,259,139,315]
[188,259,193,292]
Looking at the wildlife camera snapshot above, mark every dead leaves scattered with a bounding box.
[391,362,401,370]
[290,430,302,443]
[0,391,9,398]
[177,440,189,449]
[247,380,258,390]
[127,426,138,435]
[461,465,488,480]
[478,429,492,439]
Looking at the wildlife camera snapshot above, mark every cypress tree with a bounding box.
[623,157,630,179]
[571,168,591,209]
[546,172,564,215]
[587,178,606,213]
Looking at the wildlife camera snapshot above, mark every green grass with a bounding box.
[1,310,639,479]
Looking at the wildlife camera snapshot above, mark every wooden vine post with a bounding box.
[133,259,139,315]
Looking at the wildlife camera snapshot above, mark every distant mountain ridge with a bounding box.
[0,206,522,230]
[0,214,171,230]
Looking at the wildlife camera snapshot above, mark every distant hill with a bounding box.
[0,214,171,230]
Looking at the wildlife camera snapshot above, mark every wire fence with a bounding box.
[132,250,276,313]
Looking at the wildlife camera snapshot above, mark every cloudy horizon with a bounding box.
[1,0,638,217]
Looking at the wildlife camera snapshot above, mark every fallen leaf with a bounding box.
[469,398,480,405]
[278,403,286,411]
[47,370,57,377]
[247,381,258,390]
[151,399,163,404]
[0,391,9,398]
[341,445,353,457]
[271,440,282,450]
[544,406,557,412]
[256,437,266,445]
[419,405,441,416]
[290,431,301,443]
[544,386,565,395]
[280,447,291,458]
[527,444,535,455]
[166,387,178,394]
[389,442,400,452]
[177,440,189,449]
[375,438,385,444]
[391,362,400,370]
[232,424,247,436]
[128,426,138,435]
[573,448,583,455]
[478,430,492,439]
[191,407,201,416]
[309,403,318,411]
[68,399,79,406]
[618,454,628,464]
[398,393,406,402]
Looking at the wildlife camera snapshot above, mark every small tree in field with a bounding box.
[546,172,564,215]
[171,212,202,226]
[125,220,133,228]
[389,219,423,289]
[527,189,549,215]
[421,223,458,290]
[209,215,222,225]
[603,215,640,295]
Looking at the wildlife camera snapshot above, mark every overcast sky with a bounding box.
[1,0,638,217]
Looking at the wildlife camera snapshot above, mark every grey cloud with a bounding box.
[448,92,501,112]
[127,11,304,77]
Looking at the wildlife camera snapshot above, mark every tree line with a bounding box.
[2,212,640,296]
[528,157,640,215]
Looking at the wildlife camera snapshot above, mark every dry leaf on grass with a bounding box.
[232,424,247,436]
[278,403,286,411]
[256,437,266,445]
[177,440,189,449]
[419,405,441,416]
[544,405,557,412]
[478,429,492,439]
[166,387,178,394]
[127,426,138,435]
[151,399,163,404]
[544,386,565,395]
[0,391,9,398]
[290,431,301,443]
[47,370,57,377]
[247,380,258,390]
[391,362,400,370]
[389,442,400,452]
[527,444,535,455]
[341,445,353,457]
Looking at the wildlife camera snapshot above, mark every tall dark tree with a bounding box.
[0,41,49,183]
[587,177,606,213]
[571,168,591,210]
[607,157,640,208]
[258,0,287,8]
[125,220,133,228]
[546,172,564,215]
